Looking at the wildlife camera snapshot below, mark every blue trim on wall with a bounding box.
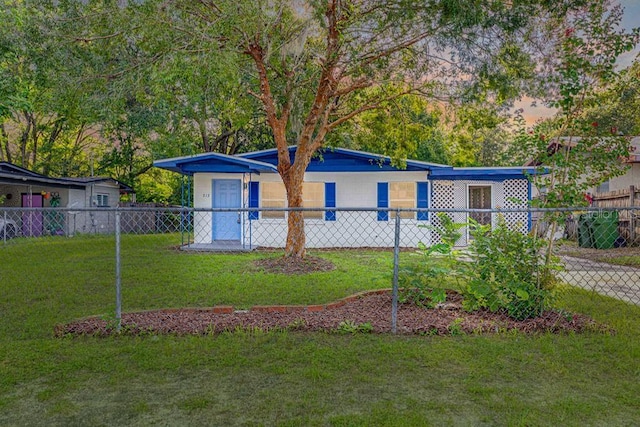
[377,182,389,221]
[248,182,259,220]
[325,182,336,221]
[429,167,539,181]
[527,180,532,231]
[417,182,429,221]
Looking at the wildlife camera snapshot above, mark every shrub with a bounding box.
[462,218,561,320]
[399,213,465,308]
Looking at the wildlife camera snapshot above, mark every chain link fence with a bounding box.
[1,206,638,332]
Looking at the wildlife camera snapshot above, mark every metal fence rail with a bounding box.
[2,206,638,332]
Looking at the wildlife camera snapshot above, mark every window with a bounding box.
[260,181,327,220]
[596,180,610,194]
[390,182,415,219]
[303,182,324,219]
[261,182,286,218]
[95,194,109,207]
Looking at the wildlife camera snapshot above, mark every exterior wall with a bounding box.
[81,183,121,234]
[431,178,529,246]
[246,171,432,248]
[192,172,530,249]
[599,164,640,193]
[0,184,23,207]
[193,173,248,244]
[0,179,125,236]
[0,184,74,236]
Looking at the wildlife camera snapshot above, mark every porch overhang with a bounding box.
[153,153,278,176]
[429,167,540,181]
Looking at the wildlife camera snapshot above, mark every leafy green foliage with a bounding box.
[520,3,639,208]
[399,213,465,307]
[336,320,374,334]
[404,213,561,320]
[462,218,561,320]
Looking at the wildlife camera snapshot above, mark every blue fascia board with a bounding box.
[429,167,539,181]
[239,146,453,172]
[154,153,278,175]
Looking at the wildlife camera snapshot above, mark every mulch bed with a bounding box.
[254,255,336,274]
[55,291,606,337]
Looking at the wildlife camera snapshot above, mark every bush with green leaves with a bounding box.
[462,218,561,320]
[399,213,465,308]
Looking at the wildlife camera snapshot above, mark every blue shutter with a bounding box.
[377,182,389,221]
[325,182,336,221]
[248,181,259,220]
[417,182,429,221]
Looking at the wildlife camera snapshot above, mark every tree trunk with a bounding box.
[282,164,306,258]
[0,123,11,163]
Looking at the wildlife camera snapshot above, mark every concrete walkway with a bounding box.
[559,256,640,305]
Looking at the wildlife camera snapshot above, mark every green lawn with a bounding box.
[1,235,639,426]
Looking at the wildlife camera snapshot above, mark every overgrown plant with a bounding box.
[462,218,562,320]
[517,4,639,259]
[399,213,466,308]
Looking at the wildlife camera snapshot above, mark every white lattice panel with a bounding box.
[503,179,529,233]
[431,181,455,208]
[429,179,530,246]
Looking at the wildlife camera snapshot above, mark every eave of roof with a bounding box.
[429,167,540,180]
[153,152,278,175]
[238,146,452,172]
[0,171,87,189]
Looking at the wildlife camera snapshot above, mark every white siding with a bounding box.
[194,171,432,248]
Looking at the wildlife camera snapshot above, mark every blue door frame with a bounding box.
[212,179,242,241]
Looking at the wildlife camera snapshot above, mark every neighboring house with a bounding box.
[593,137,640,195]
[524,136,640,197]
[0,162,134,236]
[154,147,536,249]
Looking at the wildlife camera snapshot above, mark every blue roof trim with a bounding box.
[153,153,278,175]
[429,167,539,181]
[238,147,451,172]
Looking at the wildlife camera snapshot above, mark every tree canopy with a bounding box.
[1,0,638,257]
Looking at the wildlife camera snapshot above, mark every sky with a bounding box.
[516,0,640,125]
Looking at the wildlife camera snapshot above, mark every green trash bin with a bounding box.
[591,211,619,249]
[577,214,595,248]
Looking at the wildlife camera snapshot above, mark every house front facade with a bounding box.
[154,147,534,249]
[0,162,134,236]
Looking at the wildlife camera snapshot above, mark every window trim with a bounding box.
[95,193,109,207]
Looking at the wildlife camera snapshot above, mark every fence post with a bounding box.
[3,211,6,245]
[630,185,636,244]
[392,209,400,334]
[115,208,122,332]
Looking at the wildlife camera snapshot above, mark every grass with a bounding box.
[1,234,639,426]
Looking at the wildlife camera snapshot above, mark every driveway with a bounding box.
[559,256,640,305]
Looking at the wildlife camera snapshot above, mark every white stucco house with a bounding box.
[154,147,536,249]
[0,162,134,236]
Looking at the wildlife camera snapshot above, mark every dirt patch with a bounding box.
[56,291,606,337]
[254,255,336,274]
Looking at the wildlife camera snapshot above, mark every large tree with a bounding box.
[50,0,600,257]
[166,0,590,257]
